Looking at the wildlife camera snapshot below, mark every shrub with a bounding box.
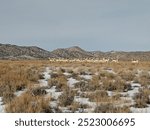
[118,71,135,81]
[88,90,109,103]
[94,103,130,113]
[38,74,45,79]
[31,87,47,96]
[5,93,51,113]
[136,71,150,87]
[69,102,80,112]
[48,75,67,91]
[74,81,88,91]
[51,73,59,78]
[134,89,150,108]
[58,88,75,107]
[59,68,66,73]
[2,91,15,104]
[80,71,88,75]
[26,67,40,82]
[87,76,102,91]
[102,77,126,92]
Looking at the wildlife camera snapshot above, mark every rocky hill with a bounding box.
[51,46,94,59]
[0,43,150,61]
[51,46,150,61]
[0,43,53,59]
[92,51,150,61]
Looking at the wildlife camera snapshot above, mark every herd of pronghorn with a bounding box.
[48,58,139,64]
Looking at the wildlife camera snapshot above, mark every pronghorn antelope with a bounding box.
[111,59,119,63]
[99,58,109,63]
[131,60,139,64]
[48,58,111,63]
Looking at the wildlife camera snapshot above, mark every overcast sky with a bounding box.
[0,0,150,51]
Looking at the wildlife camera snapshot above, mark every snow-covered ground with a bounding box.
[50,101,58,108]
[74,96,96,107]
[45,67,150,113]
[80,75,92,80]
[107,82,141,98]
[131,82,141,88]
[121,87,140,97]
[39,67,62,99]
[45,86,62,99]
[0,97,4,113]
[14,89,27,97]
[39,67,63,110]
[107,81,142,108]
[39,80,48,87]
[67,77,79,87]
[39,67,51,87]
[130,105,150,113]
[43,67,51,80]
[2,65,150,113]
[60,107,72,113]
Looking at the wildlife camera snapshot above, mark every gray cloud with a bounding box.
[0,0,150,51]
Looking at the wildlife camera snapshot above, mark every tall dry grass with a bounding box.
[0,60,48,105]
[1,60,150,113]
[5,92,51,113]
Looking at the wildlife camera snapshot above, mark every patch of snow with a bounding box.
[107,91,114,97]
[43,67,51,80]
[67,78,79,87]
[45,86,62,99]
[119,82,141,97]
[39,80,48,87]
[80,75,92,80]
[51,92,62,99]
[131,82,141,88]
[107,91,121,97]
[14,89,27,97]
[121,88,140,97]
[75,108,85,113]
[50,101,58,108]
[43,72,51,80]
[130,105,150,113]
[0,97,4,113]
[128,88,139,97]
[39,67,51,87]
[63,72,71,76]
[60,107,72,113]
[74,96,96,107]
[74,97,89,105]
[46,86,56,93]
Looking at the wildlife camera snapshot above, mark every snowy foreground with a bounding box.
[1,66,150,113]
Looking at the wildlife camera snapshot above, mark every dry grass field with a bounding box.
[0,60,150,113]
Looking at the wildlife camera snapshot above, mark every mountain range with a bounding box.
[0,43,150,61]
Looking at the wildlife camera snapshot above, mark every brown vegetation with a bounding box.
[94,104,130,113]
[1,60,150,113]
[5,92,51,113]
